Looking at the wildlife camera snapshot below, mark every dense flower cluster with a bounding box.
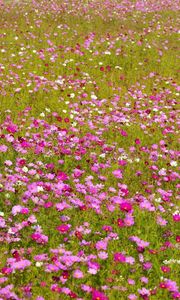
[0,0,179,299]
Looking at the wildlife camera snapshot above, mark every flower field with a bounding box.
[0,0,179,299]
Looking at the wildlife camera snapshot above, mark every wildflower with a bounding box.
[114,252,126,263]
[92,289,109,300]
[138,288,150,297]
[165,279,179,292]
[73,269,84,279]
[98,251,108,260]
[172,292,180,299]
[173,214,180,222]
[112,169,123,179]
[161,266,171,273]
[10,259,31,270]
[120,202,132,212]
[102,225,112,232]
[176,236,180,243]
[95,240,108,251]
[56,224,71,233]
[117,218,124,227]
[128,294,138,300]
[143,262,152,270]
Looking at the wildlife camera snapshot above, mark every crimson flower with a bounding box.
[120,202,132,212]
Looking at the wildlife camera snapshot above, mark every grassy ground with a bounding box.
[0,1,179,299]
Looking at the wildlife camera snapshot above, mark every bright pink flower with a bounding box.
[117,218,124,227]
[173,214,180,222]
[56,224,71,233]
[1,267,13,275]
[172,292,180,299]
[120,129,128,137]
[120,202,132,212]
[92,289,109,300]
[6,124,18,134]
[114,252,126,263]
[161,266,171,273]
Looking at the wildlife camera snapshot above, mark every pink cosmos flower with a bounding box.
[157,216,167,226]
[31,233,48,244]
[20,207,29,214]
[161,266,171,273]
[165,279,179,292]
[95,240,108,251]
[173,214,180,222]
[56,224,71,233]
[128,295,137,300]
[126,256,135,265]
[172,292,180,299]
[112,169,123,179]
[0,145,8,152]
[117,218,124,227]
[88,261,100,274]
[92,289,109,300]
[124,214,134,226]
[176,236,180,243]
[0,217,6,228]
[10,259,31,270]
[1,267,13,275]
[0,277,8,284]
[6,124,18,134]
[141,277,148,284]
[128,279,135,285]
[51,284,61,293]
[102,225,112,232]
[143,262,152,270]
[98,251,108,260]
[73,269,84,279]
[138,288,150,296]
[4,160,12,166]
[114,252,126,263]
[120,129,128,137]
[120,202,132,212]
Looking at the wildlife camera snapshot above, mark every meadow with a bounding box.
[0,0,179,299]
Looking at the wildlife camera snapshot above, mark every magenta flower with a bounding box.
[143,262,152,270]
[117,218,124,227]
[114,252,126,263]
[31,233,48,244]
[161,266,171,273]
[1,267,13,275]
[172,292,180,299]
[92,289,109,300]
[120,129,128,137]
[102,225,112,232]
[56,224,71,233]
[120,202,132,212]
[173,214,180,222]
[6,124,18,134]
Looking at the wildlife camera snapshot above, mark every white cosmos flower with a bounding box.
[170,161,177,167]
[35,262,43,267]
[22,166,28,173]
